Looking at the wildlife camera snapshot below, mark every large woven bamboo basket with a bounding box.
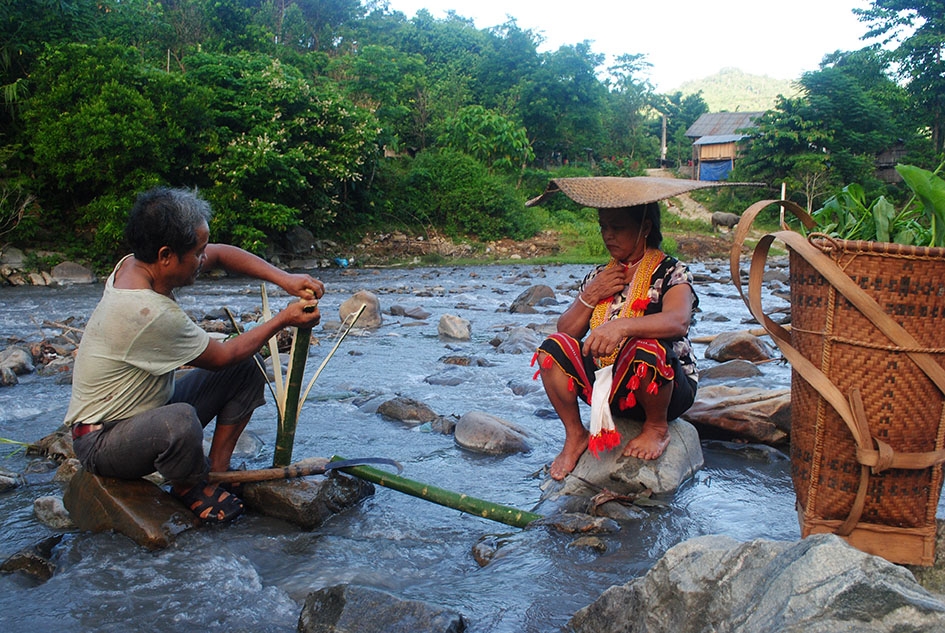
[790,238,945,565]
[731,200,945,566]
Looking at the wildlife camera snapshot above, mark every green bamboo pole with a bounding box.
[329,455,542,529]
[272,327,312,467]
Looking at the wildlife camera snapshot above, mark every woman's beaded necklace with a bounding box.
[589,248,663,367]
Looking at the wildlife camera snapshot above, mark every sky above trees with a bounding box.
[384,0,878,90]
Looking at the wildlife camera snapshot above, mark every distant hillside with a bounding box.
[674,67,800,113]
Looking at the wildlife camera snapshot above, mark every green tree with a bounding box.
[476,19,541,114]
[656,91,709,168]
[734,47,916,209]
[732,95,834,209]
[1,0,109,122]
[520,42,607,163]
[601,53,658,163]
[403,148,536,241]
[22,41,202,253]
[855,0,945,153]
[441,105,534,180]
[331,44,426,152]
[255,0,364,52]
[186,51,379,251]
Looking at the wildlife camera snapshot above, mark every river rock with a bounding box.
[0,534,63,583]
[494,327,542,354]
[507,378,542,396]
[567,533,945,633]
[390,304,431,320]
[376,396,438,425]
[340,290,383,329]
[33,426,75,462]
[36,356,74,379]
[0,346,35,375]
[510,284,555,314]
[282,224,316,255]
[240,471,374,530]
[425,365,476,386]
[53,457,82,483]
[534,512,621,534]
[62,468,199,549]
[50,261,96,284]
[683,385,791,445]
[704,330,776,363]
[438,314,471,340]
[0,467,21,492]
[298,584,466,633]
[541,417,703,500]
[438,354,494,367]
[0,365,16,386]
[33,495,75,529]
[454,410,532,455]
[0,246,25,266]
[698,359,763,383]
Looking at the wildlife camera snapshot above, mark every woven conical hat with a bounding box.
[525,176,760,208]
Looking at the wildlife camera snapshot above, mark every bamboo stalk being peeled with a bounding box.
[208,457,403,484]
[328,455,542,529]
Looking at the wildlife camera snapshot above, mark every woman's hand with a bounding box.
[581,266,632,305]
[582,319,629,358]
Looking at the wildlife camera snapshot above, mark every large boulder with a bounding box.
[438,314,471,340]
[541,417,703,502]
[62,469,198,550]
[493,327,542,355]
[340,290,383,329]
[0,346,35,376]
[453,410,532,455]
[376,396,438,426]
[50,261,96,284]
[240,471,374,530]
[704,331,776,363]
[683,385,791,445]
[509,284,555,314]
[568,534,945,633]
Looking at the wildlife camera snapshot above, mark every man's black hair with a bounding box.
[125,188,212,263]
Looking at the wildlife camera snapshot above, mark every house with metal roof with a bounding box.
[685,112,763,181]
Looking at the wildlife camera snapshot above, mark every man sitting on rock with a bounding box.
[65,187,323,523]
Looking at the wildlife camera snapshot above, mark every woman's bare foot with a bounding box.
[550,431,589,480]
[622,422,670,461]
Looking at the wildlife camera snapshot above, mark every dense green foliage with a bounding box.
[0,0,942,263]
[809,163,945,246]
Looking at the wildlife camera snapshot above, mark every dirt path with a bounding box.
[645,168,713,223]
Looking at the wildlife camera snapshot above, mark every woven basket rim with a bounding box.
[804,235,945,259]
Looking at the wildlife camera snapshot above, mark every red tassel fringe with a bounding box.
[588,429,622,457]
[621,392,636,410]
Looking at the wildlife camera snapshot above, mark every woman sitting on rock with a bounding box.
[529,177,702,481]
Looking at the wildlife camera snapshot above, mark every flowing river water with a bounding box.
[0,260,894,632]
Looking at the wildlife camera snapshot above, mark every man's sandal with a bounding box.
[218,467,243,496]
[174,482,244,524]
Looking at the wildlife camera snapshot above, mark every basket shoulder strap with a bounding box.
[743,232,871,449]
[730,199,815,309]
